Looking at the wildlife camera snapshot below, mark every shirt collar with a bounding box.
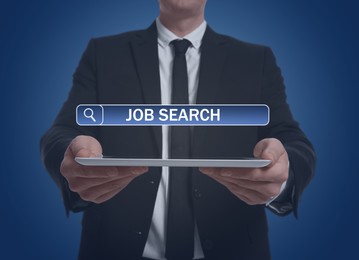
[156,17,207,49]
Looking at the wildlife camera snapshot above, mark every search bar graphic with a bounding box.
[76,104,269,126]
[76,105,104,125]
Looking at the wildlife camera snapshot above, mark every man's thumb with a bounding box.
[70,135,103,158]
[253,138,278,161]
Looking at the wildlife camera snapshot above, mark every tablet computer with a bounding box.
[75,157,271,168]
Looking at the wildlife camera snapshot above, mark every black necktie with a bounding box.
[165,39,194,260]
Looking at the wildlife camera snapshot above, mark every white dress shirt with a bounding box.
[142,18,207,260]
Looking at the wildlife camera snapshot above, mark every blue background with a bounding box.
[1,0,358,259]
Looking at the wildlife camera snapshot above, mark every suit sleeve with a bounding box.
[40,39,100,215]
[258,47,316,218]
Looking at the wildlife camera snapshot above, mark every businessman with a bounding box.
[41,0,316,259]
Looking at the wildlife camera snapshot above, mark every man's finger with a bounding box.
[93,176,134,203]
[91,187,128,204]
[67,172,136,193]
[199,167,221,176]
[215,176,281,198]
[78,175,134,203]
[73,166,148,179]
[200,167,268,181]
[209,175,269,205]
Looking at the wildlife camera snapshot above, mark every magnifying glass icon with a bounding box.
[83,108,96,122]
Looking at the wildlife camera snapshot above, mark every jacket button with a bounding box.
[203,239,214,250]
[193,188,202,199]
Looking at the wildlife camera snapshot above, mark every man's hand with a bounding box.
[200,138,289,205]
[60,135,148,204]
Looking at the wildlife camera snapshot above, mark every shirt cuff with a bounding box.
[265,180,287,206]
[266,160,294,215]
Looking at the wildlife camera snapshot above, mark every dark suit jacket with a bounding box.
[41,22,315,260]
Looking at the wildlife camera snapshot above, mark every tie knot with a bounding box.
[171,39,192,55]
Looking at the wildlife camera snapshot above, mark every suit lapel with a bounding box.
[130,22,162,155]
[196,26,228,104]
[193,26,228,156]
